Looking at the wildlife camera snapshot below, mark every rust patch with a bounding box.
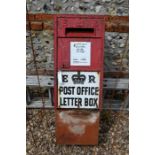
[56,109,100,145]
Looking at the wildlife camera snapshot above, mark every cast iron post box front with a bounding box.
[54,15,104,145]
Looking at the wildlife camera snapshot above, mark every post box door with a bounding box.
[58,38,103,70]
[54,15,105,145]
[54,16,104,110]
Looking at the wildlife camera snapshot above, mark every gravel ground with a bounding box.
[26,109,128,155]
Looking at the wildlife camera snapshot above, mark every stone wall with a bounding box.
[26,0,129,16]
[26,30,54,72]
[26,0,129,75]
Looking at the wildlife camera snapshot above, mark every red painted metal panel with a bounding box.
[57,18,103,37]
[58,38,103,69]
[54,15,104,110]
[54,15,104,145]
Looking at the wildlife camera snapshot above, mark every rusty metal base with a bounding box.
[56,109,100,145]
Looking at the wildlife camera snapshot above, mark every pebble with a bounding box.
[95,5,102,13]
[115,0,125,4]
[111,33,118,38]
[74,2,80,8]
[111,44,116,49]
[43,31,48,37]
[43,4,51,12]
[36,7,41,11]
[50,0,54,5]
[89,6,94,10]
[79,3,88,11]
[116,50,123,54]
[54,5,62,11]
[95,0,103,5]
[31,32,36,37]
[26,32,30,37]
[117,6,125,15]
[119,43,125,48]
[62,0,68,3]
[27,53,31,59]
[105,0,112,2]
[122,58,128,64]
[107,35,112,41]
[116,59,122,63]
[70,6,76,11]
[112,62,117,65]
[83,0,92,2]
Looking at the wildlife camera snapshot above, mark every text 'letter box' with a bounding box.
[54,15,104,145]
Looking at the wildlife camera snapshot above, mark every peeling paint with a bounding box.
[59,111,99,135]
[69,124,85,135]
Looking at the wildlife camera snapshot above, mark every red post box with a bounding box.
[54,15,104,145]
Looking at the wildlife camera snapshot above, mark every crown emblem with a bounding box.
[72,72,86,84]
